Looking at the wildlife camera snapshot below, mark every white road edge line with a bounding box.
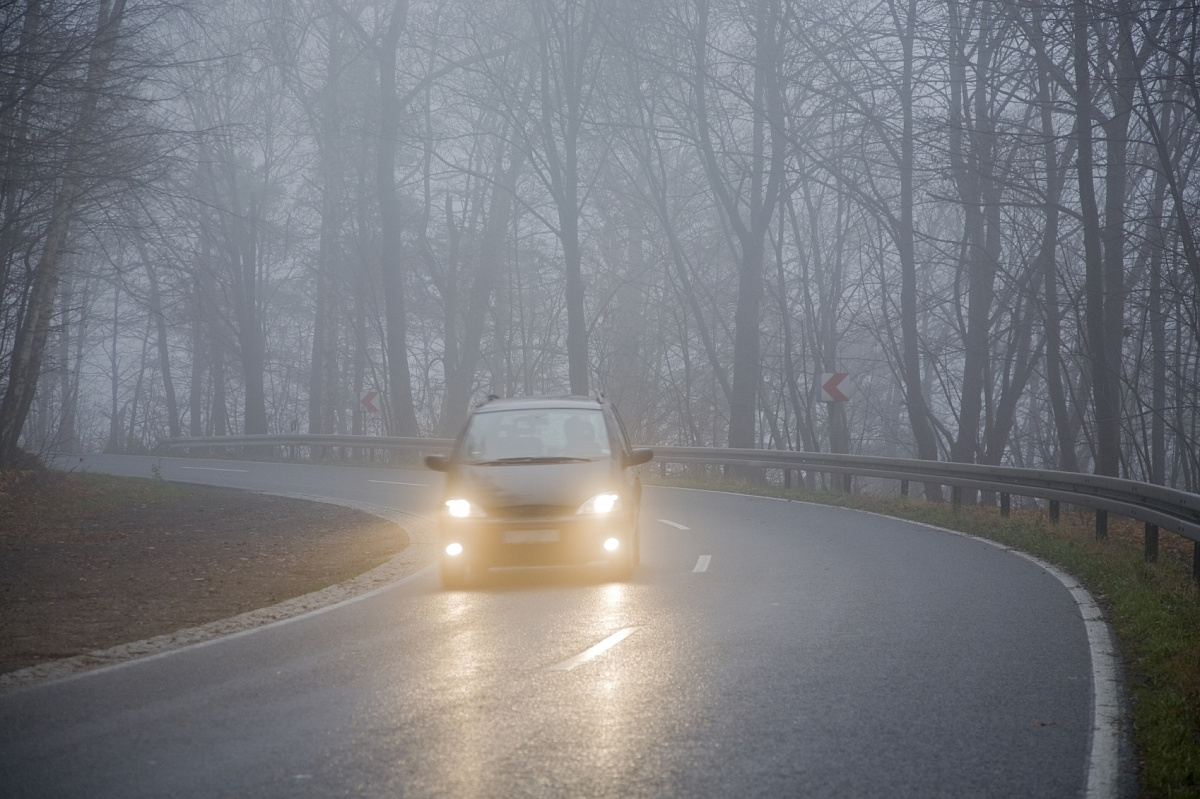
[179,466,248,473]
[657,485,1124,799]
[658,518,690,530]
[546,627,639,672]
[368,479,427,487]
[25,562,437,690]
[693,555,711,573]
[1019,554,1121,799]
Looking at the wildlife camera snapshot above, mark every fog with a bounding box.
[2,0,1197,492]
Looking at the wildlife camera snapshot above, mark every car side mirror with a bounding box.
[624,448,653,468]
[424,454,450,472]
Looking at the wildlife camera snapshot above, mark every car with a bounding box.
[424,395,653,588]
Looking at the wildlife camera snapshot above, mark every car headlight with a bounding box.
[444,498,486,518]
[577,492,621,515]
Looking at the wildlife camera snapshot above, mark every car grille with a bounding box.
[494,504,573,519]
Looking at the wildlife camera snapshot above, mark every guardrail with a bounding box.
[157,434,1200,579]
[157,434,455,454]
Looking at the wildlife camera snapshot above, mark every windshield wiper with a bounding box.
[473,456,594,465]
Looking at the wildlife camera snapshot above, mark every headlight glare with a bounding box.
[577,492,621,515]
[445,498,484,518]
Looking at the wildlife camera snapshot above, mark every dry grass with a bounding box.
[0,470,409,674]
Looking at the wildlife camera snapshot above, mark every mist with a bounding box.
[2,0,1197,492]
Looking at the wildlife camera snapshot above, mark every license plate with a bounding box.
[503,529,559,544]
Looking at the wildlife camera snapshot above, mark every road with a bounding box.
[1,455,1129,797]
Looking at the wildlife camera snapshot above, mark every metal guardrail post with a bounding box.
[1049,501,1060,523]
[1096,509,1108,540]
[900,480,909,498]
[1145,523,1158,563]
[1000,493,1010,518]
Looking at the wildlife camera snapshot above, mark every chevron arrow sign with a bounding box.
[819,373,853,402]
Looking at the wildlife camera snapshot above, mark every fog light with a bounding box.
[603,537,620,552]
[445,542,463,557]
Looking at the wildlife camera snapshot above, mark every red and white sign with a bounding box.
[360,390,381,413]
[819,373,853,402]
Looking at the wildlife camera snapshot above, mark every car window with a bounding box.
[459,408,611,463]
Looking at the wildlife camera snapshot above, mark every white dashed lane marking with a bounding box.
[368,480,427,487]
[546,628,639,672]
[693,555,711,573]
[657,519,689,530]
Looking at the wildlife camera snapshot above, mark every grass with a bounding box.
[646,473,1200,798]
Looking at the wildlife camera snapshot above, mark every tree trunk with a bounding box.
[1096,0,1136,477]
[309,21,344,436]
[1145,71,1175,485]
[210,341,228,438]
[530,0,599,396]
[894,0,942,498]
[234,192,268,435]
[377,0,419,437]
[105,289,121,454]
[188,243,209,438]
[352,258,368,437]
[692,0,785,459]
[1027,4,1079,472]
[127,321,151,447]
[55,268,80,453]
[947,1,1000,480]
[1074,0,1117,477]
[135,237,180,439]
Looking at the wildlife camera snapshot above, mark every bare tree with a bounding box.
[0,0,129,465]
[691,0,786,453]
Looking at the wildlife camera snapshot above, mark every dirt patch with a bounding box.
[0,471,413,676]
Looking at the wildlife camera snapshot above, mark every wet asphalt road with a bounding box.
[0,455,1105,797]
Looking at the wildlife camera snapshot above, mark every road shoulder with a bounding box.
[0,473,437,692]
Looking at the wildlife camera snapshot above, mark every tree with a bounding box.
[0,0,129,465]
[691,0,786,452]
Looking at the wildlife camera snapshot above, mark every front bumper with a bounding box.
[440,514,633,568]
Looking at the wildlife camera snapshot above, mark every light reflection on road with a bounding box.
[366,575,660,797]
[438,590,488,798]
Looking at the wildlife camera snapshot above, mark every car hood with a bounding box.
[446,459,617,513]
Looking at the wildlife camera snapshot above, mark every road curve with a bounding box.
[0,455,1133,797]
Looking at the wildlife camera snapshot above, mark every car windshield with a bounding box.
[460,408,611,464]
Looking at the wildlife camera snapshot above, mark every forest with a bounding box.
[2,0,1198,496]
